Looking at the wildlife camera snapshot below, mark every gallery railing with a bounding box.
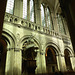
[4,12,71,44]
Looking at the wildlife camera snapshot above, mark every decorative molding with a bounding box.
[4,13,71,42]
[7,48,22,51]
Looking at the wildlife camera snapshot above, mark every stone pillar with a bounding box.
[40,51,46,73]
[5,48,14,75]
[27,0,30,21]
[50,12,54,30]
[44,7,47,28]
[56,55,60,71]
[36,0,41,25]
[70,56,75,71]
[35,51,42,74]
[34,0,37,23]
[57,54,66,72]
[13,48,22,75]
[14,0,23,17]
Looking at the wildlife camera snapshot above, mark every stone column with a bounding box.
[56,55,60,71]
[34,0,37,23]
[50,12,54,30]
[36,0,41,25]
[44,7,47,28]
[40,51,46,73]
[35,51,42,74]
[14,0,23,17]
[13,48,22,75]
[5,48,14,75]
[27,0,30,21]
[70,56,75,71]
[57,54,66,72]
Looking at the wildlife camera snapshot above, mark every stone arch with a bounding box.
[0,29,16,74]
[64,46,74,56]
[2,28,16,48]
[19,35,41,49]
[44,42,61,55]
[64,46,74,71]
[44,42,61,73]
[19,35,41,75]
[2,29,17,75]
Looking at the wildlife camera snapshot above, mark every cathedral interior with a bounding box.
[0,0,75,75]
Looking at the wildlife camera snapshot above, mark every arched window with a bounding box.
[41,4,45,26]
[23,0,27,19]
[57,14,66,34]
[46,7,52,30]
[30,0,34,22]
[6,0,14,14]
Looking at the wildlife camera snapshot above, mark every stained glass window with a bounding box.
[46,8,52,30]
[23,0,27,19]
[41,4,45,26]
[6,0,14,14]
[58,15,66,34]
[30,0,34,22]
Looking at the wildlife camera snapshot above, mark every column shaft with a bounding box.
[14,0,23,17]
[13,50,22,75]
[5,49,14,75]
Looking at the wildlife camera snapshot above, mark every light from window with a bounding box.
[6,0,14,14]
[58,15,66,34]
[23,0,27,19]
[30,0,34,22]
[41,4,45,26]
[46,8,52,30]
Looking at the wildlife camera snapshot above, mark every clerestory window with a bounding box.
[41,4,53,30]
[6,0,14,14]
[46,7,53,30]
[23,0,27,19]
[23,0,34,22]
[57,14,66,34]
[30,0,34,22]
[41,4,45,26]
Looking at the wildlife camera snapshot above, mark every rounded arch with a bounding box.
[2,28,16,48]
[20,35,40,75]
[19,35,41,49]
[64,46,74,56]
[64,46,73,71]
[45,42,60,73]
[44,42,61,55]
